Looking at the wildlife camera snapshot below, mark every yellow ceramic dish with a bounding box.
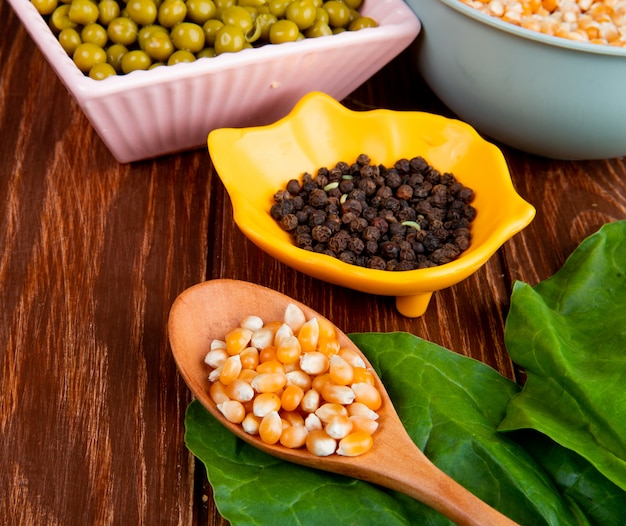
[208,92,535,317]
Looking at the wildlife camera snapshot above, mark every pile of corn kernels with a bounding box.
[458,0,626,46]
[203,303,381,457]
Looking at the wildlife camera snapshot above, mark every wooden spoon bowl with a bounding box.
[168,279,518,526]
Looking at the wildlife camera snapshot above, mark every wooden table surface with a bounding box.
[2,2,626,524]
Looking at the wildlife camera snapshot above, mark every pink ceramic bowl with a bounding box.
[9,0,420,163]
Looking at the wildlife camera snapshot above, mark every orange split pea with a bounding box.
[458,0,626,47]
[203,303,383,457]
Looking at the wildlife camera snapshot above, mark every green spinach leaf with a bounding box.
[499,221,626,491]
[185,333,585,525]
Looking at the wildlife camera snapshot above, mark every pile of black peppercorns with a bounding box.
[270,154,476,271]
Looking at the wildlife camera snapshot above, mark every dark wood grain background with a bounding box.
[2,2,626,524]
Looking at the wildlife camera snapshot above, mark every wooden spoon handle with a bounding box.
[373,441,518,526]
[344,417,519,526]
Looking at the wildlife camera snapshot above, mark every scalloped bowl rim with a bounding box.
[437,0,626,57]
[208,92,535,298]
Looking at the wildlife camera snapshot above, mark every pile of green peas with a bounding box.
[31,0,378,80]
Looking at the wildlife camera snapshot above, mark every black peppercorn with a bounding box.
[271,154,476,271]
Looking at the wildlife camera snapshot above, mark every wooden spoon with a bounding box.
[168,279,519,526]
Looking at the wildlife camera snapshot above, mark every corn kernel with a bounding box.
[321,383,356,405]
[238,368,258,383]
[315,402,348,423]
[259,411,283,444]
[349,415,379,435]
[240,315,264,332]
[280,410,305,427]
[305,430,337,456]
[204,311,384,459]
[210,339,227,350]
[304,412,323,431]
[325,414,354,439]
[204,347,228,368]
[240,347,260,370]
[225,327,252,355]
[297,317,319,353]
[258,345,278,363]
[284,303,307,332]
[311,372,334,392]
[336,431,373,457]
[300,388,321,413]
[347,402,379,420]
[209,381,230,405]
[273,323,294,347]
[468,0,626,46]
[276,335,302,365]
[316,316,336,340]
[316,337,341,357]
[242,412,261,435]
[352,367,375,386]
[338,347,366,368]
[251,372,287,393]
[299,351,329,375]
[219,355,242,385]
[226,378,255,402]
[281,384,305,412]
[329,354,355,386]
[279,425,309,448]
[251,327,274,349]
[256,360,285,375]
[285,370,313,390]
[253,392,282,417]
[217,400,246,424]
[352,382,382,411]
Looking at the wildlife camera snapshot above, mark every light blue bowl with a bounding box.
[406,0,626,160]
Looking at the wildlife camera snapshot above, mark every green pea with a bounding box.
[348,16,377,31]
[314,6,328,24]
[58,27,82,55]
[322,0,350,28]
[73,42,106,73]
[167,49,196,64]
[213,0,235,11]
[143,31,175,61]
[97,0,120,25]
[202,18,224,46]
[285,0,316,30]
[106,43,128,72]
[50,5,77,32]
[221,6,253,33]
[81,23,108,47]
[138,24,169,49]
[268,0,290,18]
[89,61,117,79]
[255,12,277,40]
[68,0,100,25]
[197,46,217,58]
[268,18,299,43]
[304,20,331,37]
[107,17,138,46]
[185,0,217,24]
[126,0,158,26]
[170,22,206,52]
[32,0,58,15]
[214,24,245,54]
[121,49,152,73]
[158,0,187,27]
